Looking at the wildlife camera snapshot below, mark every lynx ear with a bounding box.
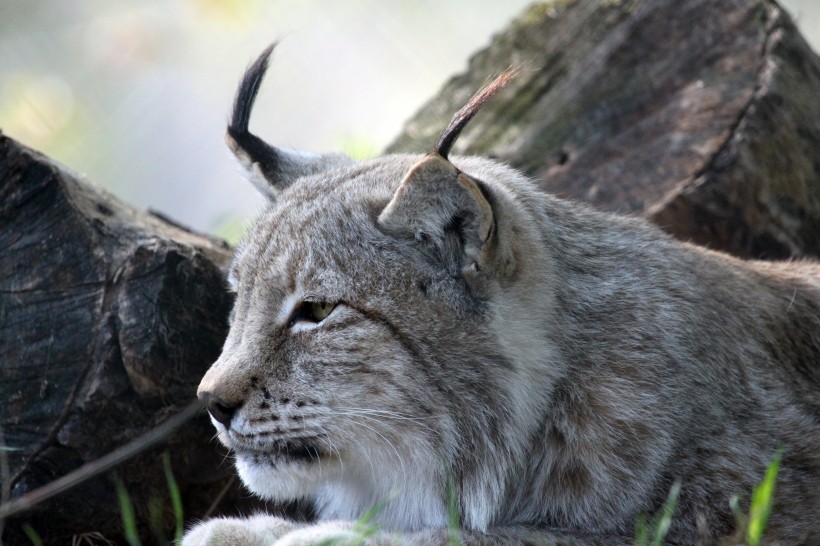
[378,68,517,279]
[227,43,350,201]
[378,153,503,278]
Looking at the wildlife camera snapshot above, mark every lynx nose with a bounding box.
[199,391,239,428]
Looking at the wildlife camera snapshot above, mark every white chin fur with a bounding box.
[235,452,449,532]
[235,454,336,501]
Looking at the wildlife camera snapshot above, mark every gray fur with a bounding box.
[185,51,820,546]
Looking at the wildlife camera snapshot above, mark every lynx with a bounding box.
[183,45,820,545]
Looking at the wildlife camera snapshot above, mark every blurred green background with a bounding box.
[2,0,818,243]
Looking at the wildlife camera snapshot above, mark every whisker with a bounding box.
[331,407,436,434]
[327,422,378,483]
[338,415,408,491]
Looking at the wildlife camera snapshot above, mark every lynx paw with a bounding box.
[275,520,365,545]
[182,514,297,546]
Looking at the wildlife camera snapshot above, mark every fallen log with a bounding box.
[388,0,820,259]
[3,0,820,542]
[0,134,267,544]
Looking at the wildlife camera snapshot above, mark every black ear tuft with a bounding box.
[433,68,518,159]
[225,43,354,200]
[229,42,276,139]
[226,42,280,181]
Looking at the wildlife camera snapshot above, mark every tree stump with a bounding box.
[3,0,820,542]
[0,134,265,544]
[388,0,820,259]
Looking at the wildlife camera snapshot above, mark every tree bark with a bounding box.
[0,134,268,544]
[388,0,820,260]
[3,0,820,542]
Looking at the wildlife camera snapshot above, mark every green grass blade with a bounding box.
[114,474,142,546]
[633,481,680,546]
[315,538,350,546]
[650,481,680,546]
[445,470,461,546]
[747,449,782,546]
[634,514,649,546]
[163,452,185,544]
[22,524,43,546]
[352,498,388,538]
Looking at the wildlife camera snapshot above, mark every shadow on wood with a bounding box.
[3,0,820,542]
[0,134,268,544]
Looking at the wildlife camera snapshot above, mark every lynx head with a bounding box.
[198,45,562,530]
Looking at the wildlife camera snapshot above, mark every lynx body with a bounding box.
[185,46,820,545]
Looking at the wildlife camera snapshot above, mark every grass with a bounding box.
[311,500,388,546]
[113,475,141,546]
[163,453,185,544]
[634,481,681,546]
[10,449,782,545]
[351,500,388,538]
[293,453,782,546]
[109,452,186,546]
[445,471,462,546]
[22,524,44,546]
[745,449,782,546]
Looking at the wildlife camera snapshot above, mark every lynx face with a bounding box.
[198,47,559,530]
[199,154,563,528]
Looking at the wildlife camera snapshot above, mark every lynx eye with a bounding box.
[289,301,337,326]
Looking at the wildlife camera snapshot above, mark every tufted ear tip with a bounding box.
[433,67,518,159]
[227,44,353,201]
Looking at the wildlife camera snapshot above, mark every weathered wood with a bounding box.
[388,0,820,260]
[0,134,265,544]
[3,0,820,542]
